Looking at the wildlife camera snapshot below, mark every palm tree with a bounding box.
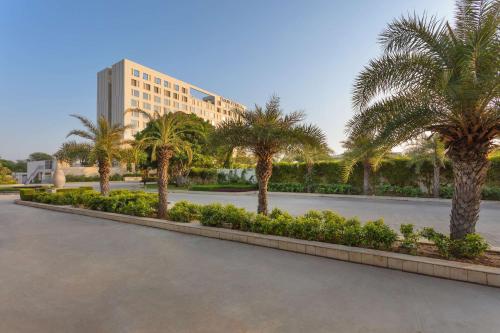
[289,144,332,192]
[405,134,446,198]
[134,110,195,219]
[341,134,390,195]
[213,96,327,215]
[347,0,499,239]
[66,115,127,195]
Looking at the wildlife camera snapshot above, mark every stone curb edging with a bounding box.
[15,199,500,288]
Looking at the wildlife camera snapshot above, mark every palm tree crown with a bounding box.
[214,95,327,214]
[66,115,127,195]
[347,0,499,239]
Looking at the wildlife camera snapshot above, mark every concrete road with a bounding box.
[64,181,500,245]
[0,195,500,333]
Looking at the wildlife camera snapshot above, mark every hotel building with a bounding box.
[97,59,245,139]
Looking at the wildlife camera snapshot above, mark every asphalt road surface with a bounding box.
[1,195,499,333]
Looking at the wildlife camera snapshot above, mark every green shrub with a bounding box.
[450,234,489,259]
[361,219,397,249]
[420,227,488,259]
[167,201,201,222]
[19,189,35,201]
[399,224,419,254]
[268,182,305,193]
[341,218,363,247]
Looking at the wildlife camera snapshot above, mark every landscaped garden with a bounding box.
[19,187,499,268]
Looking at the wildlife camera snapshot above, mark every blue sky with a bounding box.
[0,0,454,160]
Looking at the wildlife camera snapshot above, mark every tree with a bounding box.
[54,141,93,166]
[0,162,17,184]
[213,95,327,215]
[285,144,333,192]
[135,111,196,219]
[347,0,499,239]
[341,134,390,195]
[65,115,127,195]
[405,134,446,197]
[28,152,53,161]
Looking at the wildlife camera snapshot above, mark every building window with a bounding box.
[143,102,151,110]
[154,105,161,112]
[130,120,139,129]
[131,109,140,117]
[164,81,170,88]
[154,96,161,103]
[131,89,140,97]
[173,101,179,108]
[182,96,188,102]
[174,84,179,91]
[164,98,170,106]
[133,69,140,77]
[164,90,171,97]
[143,73,150,80]
[131,79,139,87]
[143,92,150,100]
[182,104,188,111]
[131,99,139,107]
[173,93,178,100]
[163,107,171,114]
[154,86,160,94]
[143,83,151,91]
[181,87,187,94]
[155,77,161,85]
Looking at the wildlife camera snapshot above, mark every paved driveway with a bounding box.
[1,195,499,332]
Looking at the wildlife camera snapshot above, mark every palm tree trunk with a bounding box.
[449,144,490,240]
[256,154,273,215]
[363,159,370,195]
[432,161,440,198]
[98,159,111,196]
[157,147,172,219]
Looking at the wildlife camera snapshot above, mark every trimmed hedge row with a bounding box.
[270,156,500,189]
[19,190,490,259]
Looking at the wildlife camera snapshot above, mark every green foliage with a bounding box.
[268,182,356,194]
[420,227,489,259]
[19,189,35,201]
[361,219,397,249]
[440,184,500,200]
[189,184,257,192]
[0,163,17,184]
[374,184,423,197]
[167,201,201,222]
[65,174,123,182]
[0,159,27,172]
[200,203,253,229]
[28,152,53,161]
[400,224,419,254]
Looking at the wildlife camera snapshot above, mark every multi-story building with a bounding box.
[97,59,245,139]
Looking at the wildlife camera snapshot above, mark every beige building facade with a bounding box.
[97,59,245,139]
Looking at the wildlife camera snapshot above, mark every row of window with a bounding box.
[132,68,186,92]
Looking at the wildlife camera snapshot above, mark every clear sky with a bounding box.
[0,0,455,160]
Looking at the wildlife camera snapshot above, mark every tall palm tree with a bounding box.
[405,134,446,198]
[135,110,195,219]
[66,115,127,195]
[341,134,390,195]
[213,96,327,215]
[347,0,499,239]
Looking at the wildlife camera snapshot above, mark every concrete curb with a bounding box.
[15,199,500,288]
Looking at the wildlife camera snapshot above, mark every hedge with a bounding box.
[19,190,490,259]
[270,156,500,188]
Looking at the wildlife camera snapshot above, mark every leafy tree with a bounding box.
[0,159,27,172]
[347,0,499,239]
[213,95,327,215]
[65,115,128,195]
[119,142,147,173]
[28,152,53,161]
[0,162,17,184]
[341,134,390,195]
[54,141,93,166]
[135,111,196,218]
[405,134,446,197]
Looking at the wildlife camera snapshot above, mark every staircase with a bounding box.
[24,165,44,184]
